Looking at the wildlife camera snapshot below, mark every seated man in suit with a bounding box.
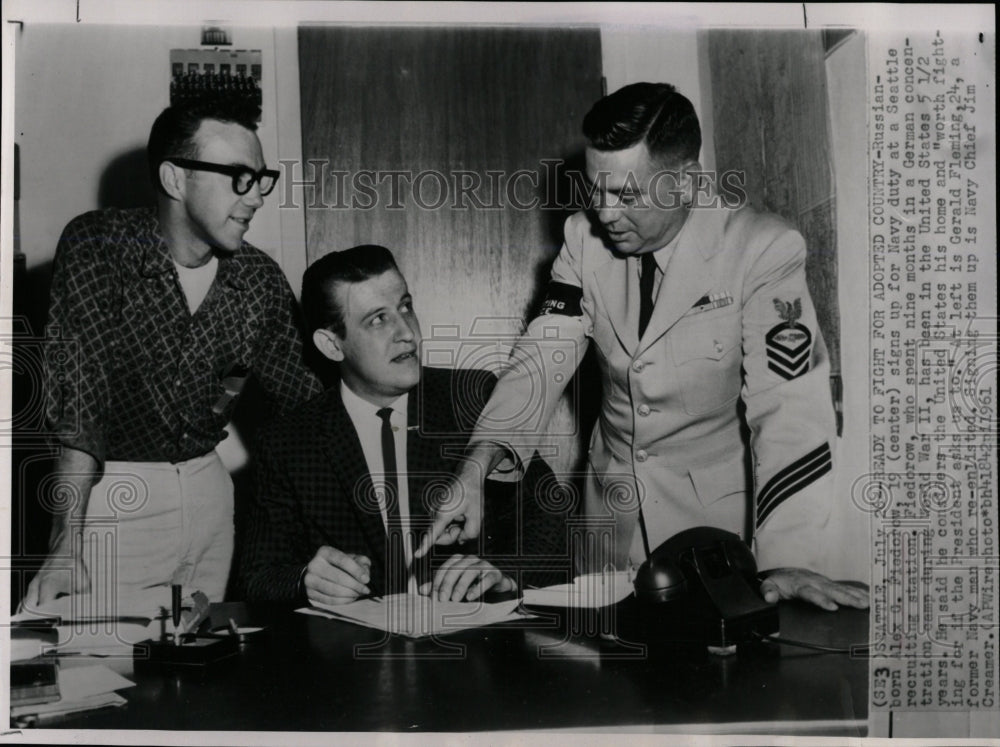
[240,245,541,604]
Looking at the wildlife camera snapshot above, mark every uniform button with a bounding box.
[174,378,182,387]
[632,360,645,373]
[714,339,724,353]
[637,404,650,417]
[635,449,648,462]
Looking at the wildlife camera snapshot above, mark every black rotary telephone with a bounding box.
[631,526,779,646]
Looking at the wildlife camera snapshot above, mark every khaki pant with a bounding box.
[80,451,234,606]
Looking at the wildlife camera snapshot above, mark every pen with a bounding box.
[171,584,182,645]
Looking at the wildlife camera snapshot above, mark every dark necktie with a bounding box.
[638,252,658,338]
[377,407,408,593]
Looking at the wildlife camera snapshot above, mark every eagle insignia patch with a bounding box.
[766,298,812,380]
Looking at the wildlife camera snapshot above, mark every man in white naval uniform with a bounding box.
[419,82,867,611]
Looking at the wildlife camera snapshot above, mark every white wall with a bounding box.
[14,24,299,276]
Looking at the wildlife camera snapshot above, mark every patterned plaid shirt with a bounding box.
[44,207,323,464]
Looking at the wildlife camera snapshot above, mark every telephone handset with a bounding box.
[632,526,778,646]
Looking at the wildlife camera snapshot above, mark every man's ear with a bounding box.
[679,160,702,206]
[313,328,345,363]
[159,161,186,201]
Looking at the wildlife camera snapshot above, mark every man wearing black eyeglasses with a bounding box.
[22,97,323,612]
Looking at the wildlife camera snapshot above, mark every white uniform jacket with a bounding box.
[474,205,837,573]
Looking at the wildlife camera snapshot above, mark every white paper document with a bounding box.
[57,664,135,702]
[522,572,635,608]
[298,593,529,638]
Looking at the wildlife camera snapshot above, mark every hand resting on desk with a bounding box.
[420,554,516,603]
[759,568,870,611]
[303,546,372,606]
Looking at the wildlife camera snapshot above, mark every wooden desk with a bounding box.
[49,599,868,735]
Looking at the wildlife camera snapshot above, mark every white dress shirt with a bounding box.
[340,382,417,593]
[635,232,677,304]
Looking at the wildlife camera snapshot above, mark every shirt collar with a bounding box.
[340,380,409,428]
[138,209,174,278]
[215,250,249,290]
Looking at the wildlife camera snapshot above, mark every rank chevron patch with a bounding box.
[766,298,812,380]
[755,442,832,529]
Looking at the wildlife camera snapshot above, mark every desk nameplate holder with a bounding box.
[133,588,238,670]
[133,633,239,670]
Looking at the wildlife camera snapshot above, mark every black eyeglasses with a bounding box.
[166,158,280,196]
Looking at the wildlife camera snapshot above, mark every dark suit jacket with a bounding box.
[240,366,569,602]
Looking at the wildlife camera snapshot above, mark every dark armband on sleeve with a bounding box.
[539,282,583,317]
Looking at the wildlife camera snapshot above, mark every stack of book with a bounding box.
[10,620,134,727]
[10,658,134,727]
[8,587,209,726]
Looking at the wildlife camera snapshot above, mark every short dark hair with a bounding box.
[147,97,262,195]
[582,82,701,167]
[301,245,400,337]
